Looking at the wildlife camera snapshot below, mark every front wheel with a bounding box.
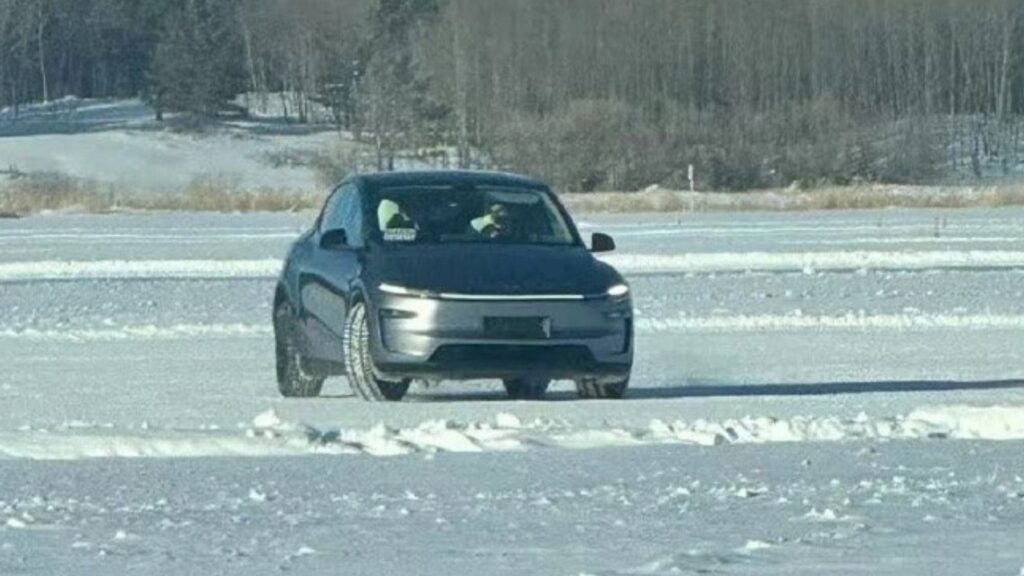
[576,377,629,400]
[273,302,325,398]
[344,302,410,402]
[503,376,550,400]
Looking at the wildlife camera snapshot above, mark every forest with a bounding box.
[1,0,1023,191]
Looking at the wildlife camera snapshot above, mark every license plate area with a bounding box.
[484,316,551,340]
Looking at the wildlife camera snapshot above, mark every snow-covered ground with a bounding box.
[2,207,1024,574]
[0,98,341,192]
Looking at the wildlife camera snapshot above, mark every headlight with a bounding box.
[607,283,630,298]
[379,283,435,298]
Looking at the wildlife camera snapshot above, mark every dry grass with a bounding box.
[133,175,324,212]
[0,173,324,216]
[0,172,113,215]
[4,172,1024,217]
[561,183,1024,213]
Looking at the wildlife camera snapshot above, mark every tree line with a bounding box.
[1,0,1023,190]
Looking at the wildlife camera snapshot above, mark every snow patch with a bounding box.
[603,250,1024,274]
[638,312,1024,332]
[0,259,281,282]
[0,323,271,342]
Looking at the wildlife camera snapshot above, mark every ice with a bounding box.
[2,208,1024,574]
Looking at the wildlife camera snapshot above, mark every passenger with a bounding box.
[378,199,415,230]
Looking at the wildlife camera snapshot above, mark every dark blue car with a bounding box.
[273,171,633,401]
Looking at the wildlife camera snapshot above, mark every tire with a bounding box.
[576,376,629,400]
[273,302,325,398]
[344,301,410,402]
[503,376,550,400]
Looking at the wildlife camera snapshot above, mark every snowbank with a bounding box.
[3,405,1023,460]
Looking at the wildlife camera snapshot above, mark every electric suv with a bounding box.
[273,171,633,401]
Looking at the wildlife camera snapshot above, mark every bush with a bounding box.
[483,97,949,192]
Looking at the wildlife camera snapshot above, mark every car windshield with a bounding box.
[368,185,576,246]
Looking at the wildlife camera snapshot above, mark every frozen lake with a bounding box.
[2,207,1024,574]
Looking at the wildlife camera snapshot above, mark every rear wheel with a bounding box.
[503,376,550,400]
[344,301,411,402]
[576,377,629,400]
[273,302,325,398]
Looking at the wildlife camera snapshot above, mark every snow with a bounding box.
[0,323,271,342]
[604,249,1024,273]
[0,259,281,282]
[10,248,1024,281]
[0,98,341,191]
[2,207,1024,573]
[5,404,1023,461]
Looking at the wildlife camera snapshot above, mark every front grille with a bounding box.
[483,316,550,340]
[430,344,594,366]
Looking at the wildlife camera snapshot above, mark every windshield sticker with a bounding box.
[384,228,417,242]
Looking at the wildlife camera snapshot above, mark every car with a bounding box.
[272,170,633,401]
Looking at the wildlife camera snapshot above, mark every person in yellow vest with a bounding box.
[377,198,417,241]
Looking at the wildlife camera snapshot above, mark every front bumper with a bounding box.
[369,292,633,381]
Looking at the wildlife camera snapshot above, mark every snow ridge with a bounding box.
[603,250,1024,273]
[0,259,281,282]
[0,323,271,342]
[638,312,1024,332]
[6,248,1024,283]
[3,405,1023,461]
[4,312,1021,343]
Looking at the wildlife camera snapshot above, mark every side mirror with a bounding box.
[320,229,349,251]
[591,232,616,253]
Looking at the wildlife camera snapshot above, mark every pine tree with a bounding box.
[356,0,445,169]
[148,0,243,118]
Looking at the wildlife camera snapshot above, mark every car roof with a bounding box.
[350,170,548,191]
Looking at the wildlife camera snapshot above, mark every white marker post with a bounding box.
[688,164,696,212]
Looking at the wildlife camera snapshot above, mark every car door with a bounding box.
[299,183,364,363]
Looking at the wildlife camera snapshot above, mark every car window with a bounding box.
[319,186,347,234]
[339,185,364,247]
[367,186,575,246]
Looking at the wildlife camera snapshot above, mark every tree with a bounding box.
[355,0,444,170]
[148,0,244,118]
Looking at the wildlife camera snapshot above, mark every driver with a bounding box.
[471,203,511,238]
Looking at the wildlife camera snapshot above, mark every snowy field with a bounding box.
[0,98,341,192]
[2,207,1024,574]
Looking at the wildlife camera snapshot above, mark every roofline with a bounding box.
[344,170,548,190]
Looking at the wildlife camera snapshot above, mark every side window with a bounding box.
[339,186,364,247]
[319,187,347,234]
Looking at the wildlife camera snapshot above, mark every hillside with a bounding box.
[0,97,343,193]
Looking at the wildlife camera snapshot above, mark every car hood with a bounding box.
[368,243,621,295]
